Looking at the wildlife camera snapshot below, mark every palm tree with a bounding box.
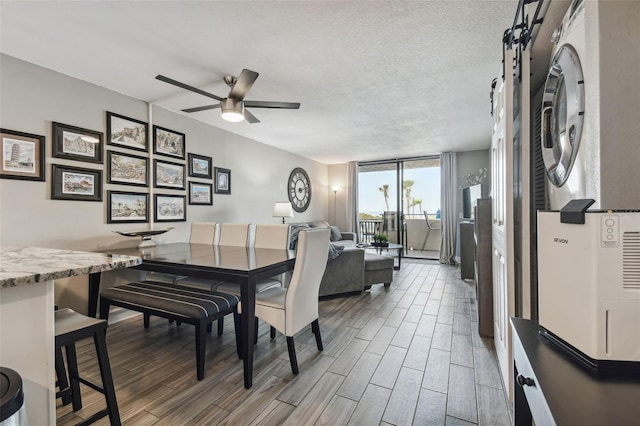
[410,198,422,214]
[403,180,414,213]
[378,184,390,211]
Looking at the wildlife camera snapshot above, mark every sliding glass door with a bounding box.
[358,162,400,244]
[357,157,441,259]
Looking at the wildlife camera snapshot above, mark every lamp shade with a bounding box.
[273,202,294,218]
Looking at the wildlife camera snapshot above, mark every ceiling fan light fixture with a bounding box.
[220,98,244,122]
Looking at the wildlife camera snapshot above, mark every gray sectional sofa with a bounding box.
[291,221,392,297]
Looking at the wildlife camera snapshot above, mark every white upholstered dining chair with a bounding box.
[217,223,250,246]
[174,222,222,291]
[146,222,217,284]
[216,223,290,295]
[254,224,291,250]
[189,221,217,244]
[254,227,330,374]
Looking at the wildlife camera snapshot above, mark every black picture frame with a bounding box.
[153,125,185,159]
[107,191,149,224]
[154,159,185,190]
[155,194,186,222]
[51,164,103,202]
[188,181,213,205]
[0,128,46,181]
[107,151,149,187]
[214,167,231,195]
[52,122,103,164]
[106,112,148,152]
[188,153,212,179]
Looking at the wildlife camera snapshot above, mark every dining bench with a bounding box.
[100,280,240,380]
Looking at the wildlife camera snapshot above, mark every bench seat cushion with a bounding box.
[101,280,239,319]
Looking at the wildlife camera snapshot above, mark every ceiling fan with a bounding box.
[155,69,300,124]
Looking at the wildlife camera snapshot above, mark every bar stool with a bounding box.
[55,308,120,426]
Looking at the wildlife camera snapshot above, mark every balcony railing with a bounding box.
[358,214,442,251]
[358,219,382,244]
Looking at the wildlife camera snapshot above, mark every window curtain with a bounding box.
[346,161,359,240]
[439,152,458,264]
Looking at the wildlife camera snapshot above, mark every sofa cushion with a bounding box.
[331,239,356,249]
[329,225,342,242]
[364,253,394,271]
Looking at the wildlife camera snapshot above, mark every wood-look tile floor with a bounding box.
[57,259,511,425]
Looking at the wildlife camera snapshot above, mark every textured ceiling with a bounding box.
[0,1,518,165]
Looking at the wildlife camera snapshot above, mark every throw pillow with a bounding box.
[329,225,342,242]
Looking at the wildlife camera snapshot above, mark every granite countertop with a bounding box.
[0,246,142,288]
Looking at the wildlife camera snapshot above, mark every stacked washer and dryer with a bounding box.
[541,0,640,210]
[537,0,640,367]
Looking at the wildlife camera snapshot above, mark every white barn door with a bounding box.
[491,49,516,401]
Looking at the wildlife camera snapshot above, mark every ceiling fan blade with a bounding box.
[181,104,221,113]
[229,69,259,101]
[156,75,224,102]
[244,108,261,124]
[244,100,300,109]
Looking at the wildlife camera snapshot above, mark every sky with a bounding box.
[358,167,440,218]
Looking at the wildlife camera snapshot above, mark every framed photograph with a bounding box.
[106,112,148,152]
[214,167,231,195]
[107,191,149,223]
[51,164,102,202]
[154,159,185,190]
[153,125,185,159]
[0,128,45,181]
[155,194,186,222]
[52,122,103,164]
[107,151,148,187]
[189,182,213,205]
[188,153,212,179]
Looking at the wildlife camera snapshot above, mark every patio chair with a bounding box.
[421,211,441,251]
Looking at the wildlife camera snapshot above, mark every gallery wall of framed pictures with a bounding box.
[3,107,228,224]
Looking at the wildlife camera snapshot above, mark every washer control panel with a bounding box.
[601,215,619,248]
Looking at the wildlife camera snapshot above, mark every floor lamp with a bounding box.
[331,186,339,224]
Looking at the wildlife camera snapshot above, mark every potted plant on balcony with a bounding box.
[372,233,389,248]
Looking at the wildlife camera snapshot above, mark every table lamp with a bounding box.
[273,202,294,224]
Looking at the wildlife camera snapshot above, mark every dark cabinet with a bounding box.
[460,222,475,280]
[475,198,493,337]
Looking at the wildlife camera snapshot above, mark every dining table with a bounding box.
[97,242,296,389]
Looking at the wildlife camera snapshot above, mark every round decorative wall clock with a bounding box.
[288,167,312,212]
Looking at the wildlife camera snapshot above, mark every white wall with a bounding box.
[0,54,328,311]
[328,163,349,230]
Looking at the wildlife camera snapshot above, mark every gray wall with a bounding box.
[0,54,328,311]
[455,149,491,257]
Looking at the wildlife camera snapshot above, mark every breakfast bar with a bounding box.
[0,246,141,425]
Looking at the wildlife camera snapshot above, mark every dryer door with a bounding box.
[541,45,585,187]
